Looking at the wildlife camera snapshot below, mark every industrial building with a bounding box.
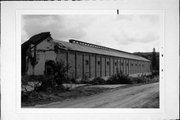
[22,32,151,81]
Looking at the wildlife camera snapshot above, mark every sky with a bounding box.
[21,14,160,53]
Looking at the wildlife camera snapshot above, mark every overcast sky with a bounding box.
[21,14,160,53]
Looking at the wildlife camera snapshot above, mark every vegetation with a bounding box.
[152,48,159,71]
[79,71,159,85]
[107,72,158,84]
[22,86,111,107]
[89,77,106,85]
[133,48,160,73]
[107,71,132,84]
[21,60,71,103]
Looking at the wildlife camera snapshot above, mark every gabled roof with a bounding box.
[53,39,150,62]
[22,32,150,62]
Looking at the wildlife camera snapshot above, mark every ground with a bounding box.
[34,82,159,108]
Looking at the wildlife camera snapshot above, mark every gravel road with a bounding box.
[36,83,159,108]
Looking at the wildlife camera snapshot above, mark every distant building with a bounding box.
[22,32,151,81]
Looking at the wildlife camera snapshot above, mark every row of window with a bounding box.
[85,59,147,67]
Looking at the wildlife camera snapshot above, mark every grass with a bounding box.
[22,86,112,107]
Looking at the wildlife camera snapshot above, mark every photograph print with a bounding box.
[21,14,160,108]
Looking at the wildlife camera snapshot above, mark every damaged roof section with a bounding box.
[22,32,51,51]
[21,32,52,75]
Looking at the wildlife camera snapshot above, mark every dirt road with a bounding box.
[36,83,159,108]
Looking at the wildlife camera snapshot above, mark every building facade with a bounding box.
[22,32,151,81]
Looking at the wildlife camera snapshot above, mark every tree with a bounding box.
[37,60,71,92]
[54,60,71,87]
[151,48,158,71]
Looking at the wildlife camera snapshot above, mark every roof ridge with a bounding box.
[53,39,150,62]
[69,39,135,55]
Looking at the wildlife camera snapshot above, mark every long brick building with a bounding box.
[21,32,151,81]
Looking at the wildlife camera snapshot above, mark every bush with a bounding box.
[90,77,106,85]
[129,74,159,84]
[131,76,146,84]
[78,72,159,85]
[21,60,71,104]
[79,79,89,84]
[152,70,159,76]
[106,72,159,85]
[48,60,71,87]
[107,72,132,84]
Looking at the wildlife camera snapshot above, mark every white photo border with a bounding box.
[1,1,179,120]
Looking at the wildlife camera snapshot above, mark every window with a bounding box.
[98,61,100,65]
[131,64,133,66]
[115,62,117,65]
[85,60,89,65]
[121,63,124,66]
[107,61,110,65]
[127,63,129,66]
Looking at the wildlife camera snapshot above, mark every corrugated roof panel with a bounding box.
[53,39,150,62]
